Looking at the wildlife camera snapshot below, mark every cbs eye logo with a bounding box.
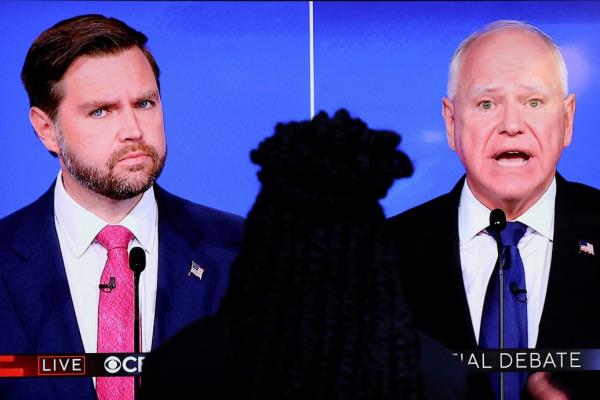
[104,356,122,374]
[103,355,145,374]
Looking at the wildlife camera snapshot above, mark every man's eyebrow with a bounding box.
[469,85,501,97]
[78,99,117,111]
[516,83,550,96]
[470,83,552,94]
[137,90,160,101]
[77,91,160,111]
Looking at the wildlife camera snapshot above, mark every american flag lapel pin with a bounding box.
[579,240,595,256]
[188,260,205,280]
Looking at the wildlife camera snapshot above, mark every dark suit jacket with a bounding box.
[0,183,244,400]
[387,175,600,398]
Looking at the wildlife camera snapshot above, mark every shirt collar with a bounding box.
[516,178,555,241]
[54,171,158,258]
[458,177,556,244]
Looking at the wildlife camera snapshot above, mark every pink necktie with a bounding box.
[96,225,134,400]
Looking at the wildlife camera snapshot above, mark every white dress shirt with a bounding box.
[54,171,159,354]
[458,178,556,348]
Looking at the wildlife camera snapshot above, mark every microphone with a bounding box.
[489,208,507,238]
[509,282,527,295]
[98,277,116,292]
[128,247,146,353]
[510,282,527,305]
[129,247,146,275]
[489,208,507,400]
[129,247,145,400]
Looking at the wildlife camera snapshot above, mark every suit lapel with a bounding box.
[4,184,95,399]
[422,178,493,398]
[537,175,600,347]
[437,179,479,348]
[152,187,224,349]
[393,177,477,348]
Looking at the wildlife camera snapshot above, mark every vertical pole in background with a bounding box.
[309,0,315,119]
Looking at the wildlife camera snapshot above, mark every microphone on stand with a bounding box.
[489,208,507,348]
[489,209,507,235]
[489,208,507,400]
[129,247,146,400]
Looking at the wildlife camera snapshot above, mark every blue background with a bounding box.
[1,1,599,218]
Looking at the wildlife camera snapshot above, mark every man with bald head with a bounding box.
[389,21,600,399]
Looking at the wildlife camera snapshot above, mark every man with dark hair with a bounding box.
[388,20,600,399]
[0,14,243,400]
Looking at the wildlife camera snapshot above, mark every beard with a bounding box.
[57,129,166,201]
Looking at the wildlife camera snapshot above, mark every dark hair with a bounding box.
[21,14,160,122]
[220,109,419,399]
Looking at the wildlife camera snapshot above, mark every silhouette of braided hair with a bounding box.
[221,109,419,399]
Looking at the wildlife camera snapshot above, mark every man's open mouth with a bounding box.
[493,151,531,166]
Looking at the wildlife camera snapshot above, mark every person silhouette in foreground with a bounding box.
[141,109,472,399]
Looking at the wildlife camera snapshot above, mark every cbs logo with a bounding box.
[104,355,145,374]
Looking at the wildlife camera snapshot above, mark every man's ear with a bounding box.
[562,93,576,148]
[29,107,60,155]
[442,97,456,151]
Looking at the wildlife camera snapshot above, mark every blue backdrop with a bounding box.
[0,1,310,218]
[315,1,600,215]
[1,1,599,218]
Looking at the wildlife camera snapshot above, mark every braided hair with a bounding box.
[220,109,419,399]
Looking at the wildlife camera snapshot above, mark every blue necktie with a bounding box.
[480,221,528,399]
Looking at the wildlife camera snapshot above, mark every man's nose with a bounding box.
[117,107,144,141]
[499,102,525,136]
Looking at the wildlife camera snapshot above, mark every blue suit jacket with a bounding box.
[0,183,244,399]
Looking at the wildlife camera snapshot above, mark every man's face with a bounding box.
[54,47,166,200]
[443,28,575,216]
